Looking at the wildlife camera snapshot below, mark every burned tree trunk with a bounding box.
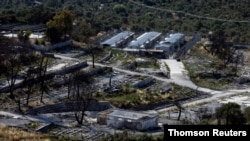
[173,101,184,121]
[92,52,95,68]
[38,53,49,102]
[88,45,103,69]
[0,37,35,112]
[1,55,23,113]
[68,70,97,125]
[109,74,112,88]
[23,67,37,105]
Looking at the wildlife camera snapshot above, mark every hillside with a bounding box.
[0,0,250,42]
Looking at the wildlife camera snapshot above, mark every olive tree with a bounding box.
[215,102,246,125]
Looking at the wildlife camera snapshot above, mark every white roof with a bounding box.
[128,31,161,48]
[101,31,134,47]
[107,109,157,120]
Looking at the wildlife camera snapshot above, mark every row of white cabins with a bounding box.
[100,31,185,58]
[97,31,185,131]
[1,25,183,131]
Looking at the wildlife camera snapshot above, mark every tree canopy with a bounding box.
[1,0,250,42]
[215,102,246,125]
[17,30,31,44]
[46,10,75,43]
[206,29,236,67]
[244,107,250,125]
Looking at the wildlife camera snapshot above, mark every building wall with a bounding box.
[105,115,158,131]
[138,117,158,130]
[132,77,154,89]
[97,115,107,125]
[155,45,174,53]
[106,116,125,129]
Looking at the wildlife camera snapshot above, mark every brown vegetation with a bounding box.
[0,125,52,141]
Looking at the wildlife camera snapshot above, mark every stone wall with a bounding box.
[51,66,112,88]
[31,40,72,52]
[125,60,151,70]
[125,61,137,70]
[25,100,113,115]
[0,61,88,93]
[98,51,113,63]
[132,77,154,89]
[175,34,201,59]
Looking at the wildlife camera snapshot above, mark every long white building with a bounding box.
[161,33,185,48]
[155,33,185,58]
[100,31,135,48]
[128,31,162,49]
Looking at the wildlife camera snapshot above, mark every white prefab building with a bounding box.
[97,109,158,131]
[161,33,185,49]
[100,31,135,48]
[155,44,174,53]
[128,31,162,49]
[154,33,185,58]
[155,44,174,58]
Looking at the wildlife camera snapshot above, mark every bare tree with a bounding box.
[86,37,104,68]
[172,87,185,121]
[37,52,49,102]
[0,37,32,112]
[109,73,113,88]
[63,73,73,99]
[173,101,184,121]
[23,66,38,105]
[87,44,103,68]
[3,55,21,98]
[68,71,97,125]
[2,56,23,112]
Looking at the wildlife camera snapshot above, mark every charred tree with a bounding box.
[173,101,184,121]
[23,66,37,105]
[87,44,103,68]
[0,37,33,112]
[86,37,103,68]
[37,52,49,102]
[68,70,97,125]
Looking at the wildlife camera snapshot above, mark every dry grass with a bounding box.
[0,125,53,141]
[184,44,244,90]
[72,40,86,47]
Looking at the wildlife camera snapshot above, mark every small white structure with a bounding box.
[97,109,158,131]
[3,32,45,39]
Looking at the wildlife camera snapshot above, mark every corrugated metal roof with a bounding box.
[164,33,184,44]
[155,44,172,48]
[101,31,134,47]
[128,31,161,48]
